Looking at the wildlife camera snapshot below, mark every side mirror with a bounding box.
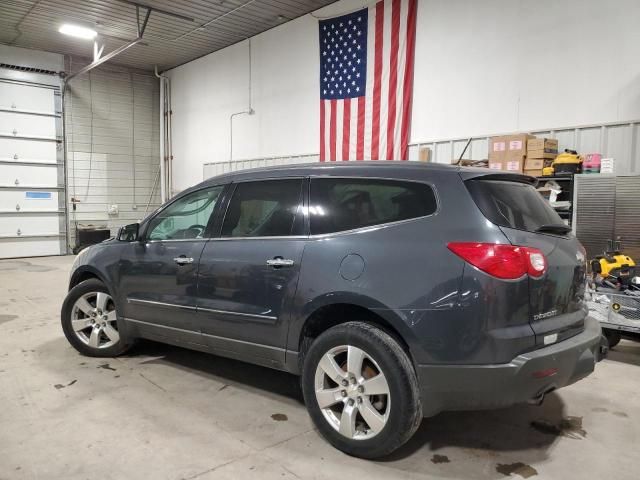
[117,223,140,242]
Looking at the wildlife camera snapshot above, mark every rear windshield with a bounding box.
[466,179,563,233]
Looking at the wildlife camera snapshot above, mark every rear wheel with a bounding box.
[61,279,133,357]
[604,330,621,349]
[301,322,422,459]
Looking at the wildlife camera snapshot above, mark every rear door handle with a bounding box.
[173,256,194,265]
[266,257,294,268]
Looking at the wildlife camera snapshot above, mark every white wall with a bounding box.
[167,0,640,191]
[0,44,64,72]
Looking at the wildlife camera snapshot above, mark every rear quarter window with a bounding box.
[310,178,437,235]
[466,179,563,232]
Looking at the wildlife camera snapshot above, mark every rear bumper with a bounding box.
[417,315,602,417]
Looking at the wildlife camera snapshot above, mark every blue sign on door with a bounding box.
[25,191,52,200]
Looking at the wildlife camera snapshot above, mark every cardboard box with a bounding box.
[524,169,544,177]
[489,136,508,155]
[506,134,535,154]
[527,138,558,153]
[600,158,615,173]
[504,156,525,172]
[418,147,431,162]
[489,134,535,172]
[490,133,534,153]
[527,150,557,160]
[488,152,527,172]
[524,158,544,170]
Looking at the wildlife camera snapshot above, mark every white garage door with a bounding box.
[0,75,66,259]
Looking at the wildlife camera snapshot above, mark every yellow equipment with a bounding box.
[552,149,582,174]
[591,240,636,279]
[542,166,555,176]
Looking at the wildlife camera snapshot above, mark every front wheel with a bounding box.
[301,322,422,459]
[61,278,133,357]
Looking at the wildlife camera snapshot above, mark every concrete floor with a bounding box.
[0,255,638,480]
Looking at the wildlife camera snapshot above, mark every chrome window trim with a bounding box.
[307,214,438,239]
[208,235,307,242]
[143,238,209,244]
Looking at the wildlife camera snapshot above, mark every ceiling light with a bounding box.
[59,24,97,40]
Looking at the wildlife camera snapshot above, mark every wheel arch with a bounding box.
[290,293,419,373]
[69,266,107,291]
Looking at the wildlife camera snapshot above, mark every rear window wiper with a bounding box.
[535,224,572,234]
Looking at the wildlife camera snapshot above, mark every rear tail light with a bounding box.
[447,242,547,280]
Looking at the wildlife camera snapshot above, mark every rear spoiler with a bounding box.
[457,168,538,186]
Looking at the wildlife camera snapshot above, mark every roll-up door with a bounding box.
[0,76,66,259]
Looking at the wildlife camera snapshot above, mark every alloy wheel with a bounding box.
[70,292,120,349]
[314,345,390,440]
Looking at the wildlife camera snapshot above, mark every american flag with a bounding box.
[319,0,417,161]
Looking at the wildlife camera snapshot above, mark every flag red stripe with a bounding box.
[320,100,326,162]
[356,96,365,160]
[329,99,337,162]
[371,1,384,160]
[386,0,401,160]
[400,0,417,160]
[342,98,351,161]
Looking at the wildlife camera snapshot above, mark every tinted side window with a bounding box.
[147,186,223,240]
[466,179,562,232]
[310,178,437,235]
[221,179,303,237]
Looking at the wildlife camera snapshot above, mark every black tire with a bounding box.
[604,330,621,349]
[61,278,133,357]
[301,322,422,459]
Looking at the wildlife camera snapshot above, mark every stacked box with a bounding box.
[489,134,535,172]
[600,158,615,173]
[526,137,558,176]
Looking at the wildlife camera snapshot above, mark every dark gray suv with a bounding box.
[62,162,602,458]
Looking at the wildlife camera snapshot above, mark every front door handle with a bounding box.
[173,256,194,265]
[266,257,294,268]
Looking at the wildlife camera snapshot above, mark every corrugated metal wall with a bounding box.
[408,121,640,173]
[574,174,640,261]
[574,175,616,259]
[65,60,160,246]
[202,120,640,181]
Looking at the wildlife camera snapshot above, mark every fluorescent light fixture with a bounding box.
[59,24,97,40]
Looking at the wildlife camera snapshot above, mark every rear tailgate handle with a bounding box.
[266,257,294,268]
[173,256,194,265]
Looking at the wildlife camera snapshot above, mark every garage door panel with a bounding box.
[0,82,56,114]
[0,238,62,258]
[0,190,60,211]
[0,214,62,236]
[0,164,59,187]
[0,78,65,259]
[0,111,57,138]
[0,137,58,162]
